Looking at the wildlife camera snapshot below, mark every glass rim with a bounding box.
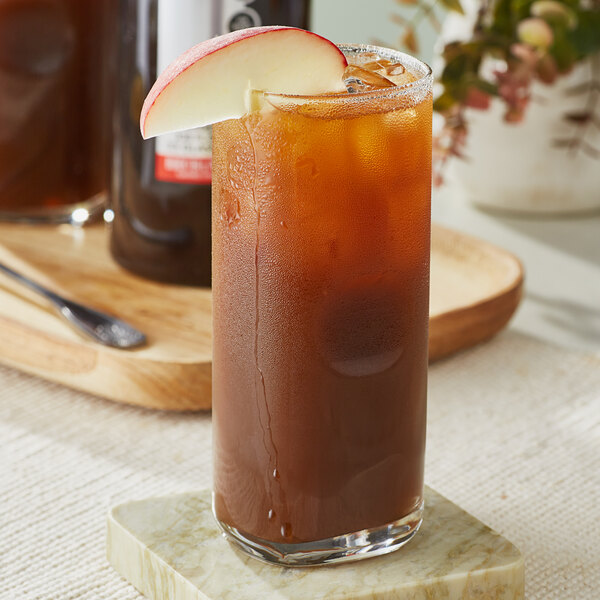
[262,43,433,103]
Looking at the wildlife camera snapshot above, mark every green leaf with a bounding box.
[433,91,457,112]
[490,0,517,36]
[441,45,482,87]
[568,10,600,58]
[441,41,464,62]
[471,78,499,96]
[514,0,537,20]
[558,0,579,9]
[438,0,464,14]
[550,24,578,71]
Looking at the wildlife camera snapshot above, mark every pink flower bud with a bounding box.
[517,18,554,49]
[465,87,491,110]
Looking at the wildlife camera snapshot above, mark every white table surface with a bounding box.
[432,187,600,355]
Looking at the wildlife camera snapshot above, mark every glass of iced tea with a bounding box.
[212,44,432,566]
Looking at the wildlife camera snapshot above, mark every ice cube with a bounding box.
[362,58,415,87]
[385,63,406,76]
[343,64,396,93]
[344,77,366,94]
[352,51,382,65]
[383,62,417,86]
[362,58,393,73]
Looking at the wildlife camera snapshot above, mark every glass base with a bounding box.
[215,501,424,567]
[0,193,105,225]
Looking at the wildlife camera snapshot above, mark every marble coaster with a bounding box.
[107,487,524,600]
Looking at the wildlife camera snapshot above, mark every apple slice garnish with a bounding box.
[141,26,348,139]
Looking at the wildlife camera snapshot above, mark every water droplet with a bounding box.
[281,523,292,538]
[272,468,279,480]
[280,221,288,229]
[220,191,241,227]
[268,509,275,520]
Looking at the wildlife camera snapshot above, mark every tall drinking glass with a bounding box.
[212,44,432,566]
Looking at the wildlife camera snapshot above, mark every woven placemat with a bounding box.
[1,330,598,599]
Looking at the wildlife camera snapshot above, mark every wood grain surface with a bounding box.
[0,222,522,410]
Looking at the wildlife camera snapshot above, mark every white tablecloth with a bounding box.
[2,331,599,599]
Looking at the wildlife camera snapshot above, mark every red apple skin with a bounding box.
[140,26,347,138]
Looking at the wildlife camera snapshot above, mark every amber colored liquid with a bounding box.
[0,0,115,211]
[212,82,432,543]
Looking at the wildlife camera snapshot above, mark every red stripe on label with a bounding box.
[155,154,212,184]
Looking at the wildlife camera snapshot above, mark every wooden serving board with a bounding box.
[0,223,522,411]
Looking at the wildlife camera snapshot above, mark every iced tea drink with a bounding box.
[212,45,432,565]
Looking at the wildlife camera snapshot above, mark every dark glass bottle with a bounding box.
[110,0,310,286]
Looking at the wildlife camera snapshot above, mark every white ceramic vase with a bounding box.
[439,3,600,215]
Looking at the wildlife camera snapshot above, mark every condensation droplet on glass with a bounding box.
[221,194,241,227]
[281,523,292,538]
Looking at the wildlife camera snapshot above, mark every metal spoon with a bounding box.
[0,262,147,349]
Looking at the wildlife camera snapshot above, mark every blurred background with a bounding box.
[314,0,437,63]
[0,0,598,355]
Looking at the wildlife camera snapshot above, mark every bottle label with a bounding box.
[155,0,213,184]
[219,0,263,33]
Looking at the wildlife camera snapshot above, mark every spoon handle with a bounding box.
[0,261,62,303]
[0,261,146,349]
